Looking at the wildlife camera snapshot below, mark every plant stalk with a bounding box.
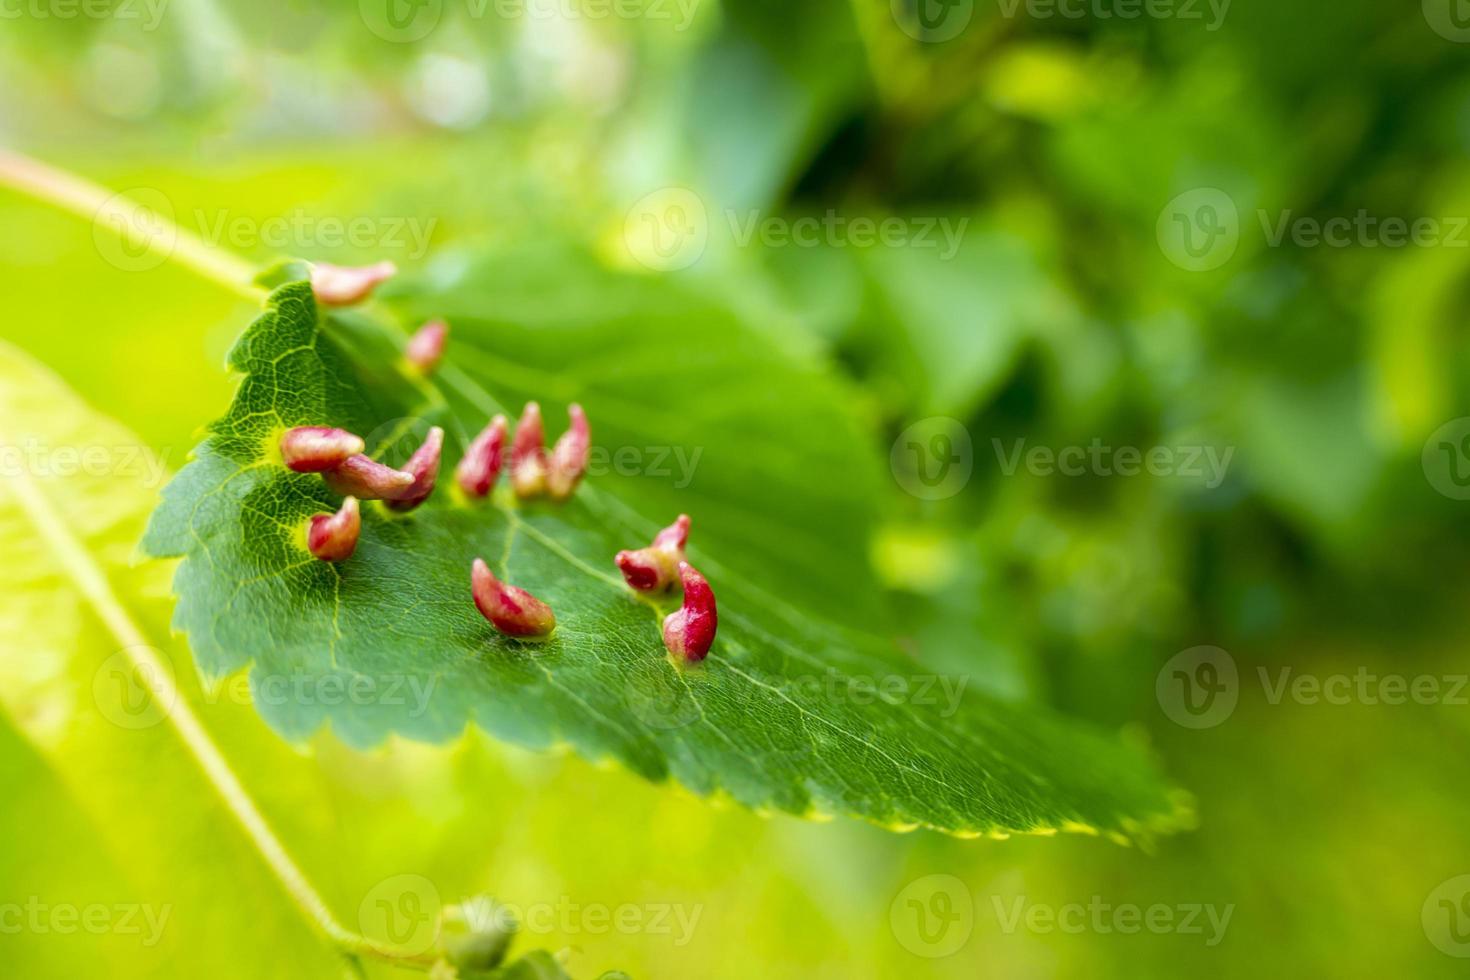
[0,147,261,297]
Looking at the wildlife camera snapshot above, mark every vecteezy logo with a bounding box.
[623,188,708,272]
[1156,188,1239,272]
[92,647,178,730]
[93,188,176,273]
[891,417,973,500]
[359,874,442,956]
[1423,875,1470,956]
[889,874,973,957]
[1156,646,1238,729]
[1422,418,1470,500]
[890,0,974,42]
[359,0,443,43]
[1424,0,1470,42]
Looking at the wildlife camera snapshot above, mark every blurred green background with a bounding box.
[3,0,1470,976]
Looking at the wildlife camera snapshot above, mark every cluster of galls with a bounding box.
[285,396,589,541]
[463,514,716,660]
[289,263,717,662]
[616,515,717,661]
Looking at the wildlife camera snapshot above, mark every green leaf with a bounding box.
[860,226,1065,418]
[681,0,867,212]
[144,265,1191,842]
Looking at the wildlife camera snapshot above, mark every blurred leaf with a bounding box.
[485,950,571,979]
[0,339,343,978]
[1230,371,1379,534]
[0,712,137,978]
[682,0,867,211]
[861,225,1066,417]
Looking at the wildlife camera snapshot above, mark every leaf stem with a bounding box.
[0,147,261,298]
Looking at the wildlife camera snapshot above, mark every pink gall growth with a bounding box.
[406,320,448,374]
[510,401,548,500]
[385,426,444,512]
[546,403,590,501]
[321,455,415,500]
[309,261,397,306]
[662,561,717,662]
[279,426,365,473]
[307,496,360,562]
[456,415,508,498]
[615,514,690,593]
[471,558,556,638]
